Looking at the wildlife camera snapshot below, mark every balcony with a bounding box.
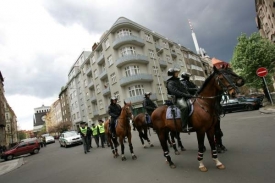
[86,67,92,76]
[115,54,149,68]
[97,54,104,65]
[91,96,96,103]
[159,60,167,68]
[99,70,108,80]
[163,75,169,82]
[119,73,153,87]
[171,50,177,58]
[93,110,99,116]
[113,35,145,49]
[124,93,157,103]
[88,81,94,89]
[155,44,163,52]
[102,87,111,96]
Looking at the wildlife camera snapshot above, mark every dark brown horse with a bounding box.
[151,67,244,171]
[132,113,154,148]
[104,101,137,161]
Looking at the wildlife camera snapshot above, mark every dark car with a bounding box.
[221,98,259,113]
[1,138,40,161]
[238,97,262,109]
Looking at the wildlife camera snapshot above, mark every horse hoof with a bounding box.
[170,164,176,169]
[169,144,173,148]
[122,157,127,161]
[181,147,186,151]
[199,166,208,172]
[150,144,154,147]
[175,151,180,155]
[132,155,137,160]
[217,164,225,170]
[143,146,147,149]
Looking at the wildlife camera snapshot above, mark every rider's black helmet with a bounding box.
[144,92,151,97]
[167,67,181,76]
[181,72,191,79]
[110,96,117,103]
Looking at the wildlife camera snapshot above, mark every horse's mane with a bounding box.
[197,71,216,94]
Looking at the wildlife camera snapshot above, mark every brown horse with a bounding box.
[132,113,154,148]
[104,101,137,161]
[151,67,244,171]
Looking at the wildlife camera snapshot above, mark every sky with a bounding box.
[0,0,258,130]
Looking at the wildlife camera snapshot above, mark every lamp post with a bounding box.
[153,48,165,104]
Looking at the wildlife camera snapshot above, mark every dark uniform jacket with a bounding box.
[108,103,122,119]
[181,80,198,95]
[143,98,157,115]
[167,77,192,100]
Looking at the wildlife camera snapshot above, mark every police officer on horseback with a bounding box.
[108,96,122,138]
[143,91,157,123]
[180,72,198,95]
[166,68,193,132]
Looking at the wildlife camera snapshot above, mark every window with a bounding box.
[128,85,144,97]
[145,33,151,41]
[120,46,136,56]
[125,65,140,76]
[82,68,86,74]
[114,91,120,102]
[166,55,171,63]
[110,73,116,84]
[99,100,103,109]
[163,41,168,49]
[77,112,80,119]
[157,84,163,94]
[84,79,87,87]
[94,69,98,78]
[96,84,101,93]
[5,114,9,120]
[117,29,132,38]
[91,56,95,64]
[107,55,113,66]
[149,50,155,58]
[153,66,159,75]
[105,39,110,48]
[102,63,106,72]
[86,92,89,96]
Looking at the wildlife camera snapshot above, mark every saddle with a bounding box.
[165,99,194,120]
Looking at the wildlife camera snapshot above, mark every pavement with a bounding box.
[259,106,275,114]
[0,158,24,176]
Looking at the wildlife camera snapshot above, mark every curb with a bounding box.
[0,158,24,176]
[259,108,275,114]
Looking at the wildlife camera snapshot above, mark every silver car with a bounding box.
[59,131,82,148]
[45,136,55,144]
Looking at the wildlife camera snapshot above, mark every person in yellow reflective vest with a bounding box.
[91,123,99,148]
[79,122,89,154]
[97,120,106,148]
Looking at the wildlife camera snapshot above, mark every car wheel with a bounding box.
[33,148,39,154]
[64,143,68,148]
[6,155,13,161]
[60,143,63,147]
[246,105,253,111]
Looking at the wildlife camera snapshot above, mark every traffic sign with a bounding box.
[256,67,268,77]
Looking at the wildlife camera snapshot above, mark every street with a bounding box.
[0,110,275,183]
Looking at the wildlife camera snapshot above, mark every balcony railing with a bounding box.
[115,54,149,68]
[93,110,99,116]
[91,96,96,102]
[86,67,92,76]
[113,35,145,49]
[159,60,167,68]
[102,87,111,96]
[124,93,157,103]
[88,81,94,89]
[171,50,177,58]
[99,70,108,80]
[155,44,163,52]
[119,73,153,86]
[97,54,104,65]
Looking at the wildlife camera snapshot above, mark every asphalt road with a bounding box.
[0,110,275,183]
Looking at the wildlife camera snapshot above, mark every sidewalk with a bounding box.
[259,106,275,114]
[0,158,24,176]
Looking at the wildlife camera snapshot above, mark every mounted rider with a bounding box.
[143,92,157,123]
[108,96,122,138]
[180,72,198,95]
[166,68,193,132]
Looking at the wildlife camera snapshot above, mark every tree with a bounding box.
[18,131,26,140]
[231,32,275,99]
[55,121,72,134]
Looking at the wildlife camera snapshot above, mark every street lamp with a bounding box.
[153,48,165,104]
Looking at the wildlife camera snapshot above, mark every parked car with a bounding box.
[238,97,262,109]
[221,98,259,113]
[45,136,55,144]
[59,131,82,148]
[1,138,40,161]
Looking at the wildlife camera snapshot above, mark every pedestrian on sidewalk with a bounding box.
[39,136,44,148]
[85,123,92,150]
[91,123,99,148]
[97,120,106,148]
[43,136,47,147]
[79,122,89,154]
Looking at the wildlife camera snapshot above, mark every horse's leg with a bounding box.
[158,130,176,169]
[144,127,154,147]
[196,130,208,172]
[119,136,126,161]
[206,128,225,170]
[170,131,180,155]
[176,132,186,151]
[138,129,145,147]
[127,132,137,160]
[108,134,117,158]
[166,132,173,148]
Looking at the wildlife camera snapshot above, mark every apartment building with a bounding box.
[5,103,18,145]
[59,86,71,123]
[255,0,275,42]
[45,99,62,132]
[64,17,208,127]
[33,105,50,132]
[0,71,6,145]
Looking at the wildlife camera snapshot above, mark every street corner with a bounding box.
[259,107,275,114]
[0,158,24,176]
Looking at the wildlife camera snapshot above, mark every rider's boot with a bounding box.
[181,108,192,132]
[110,123,116,138]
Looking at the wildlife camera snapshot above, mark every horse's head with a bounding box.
[214,66,245,98]
[123,101,134,120]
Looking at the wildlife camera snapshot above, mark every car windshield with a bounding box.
[46,136,53,139]
[63,132,77,138]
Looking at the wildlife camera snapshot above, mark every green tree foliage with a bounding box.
[18,131,26,140]
[231,32,275,90]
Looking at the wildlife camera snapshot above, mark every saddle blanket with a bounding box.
[166,100,194,120]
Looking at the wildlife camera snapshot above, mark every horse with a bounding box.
[104,101,137,161]
[132,113,154,148]
[151,66,244,171]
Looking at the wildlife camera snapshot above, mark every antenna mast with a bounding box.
[188,19,200,55]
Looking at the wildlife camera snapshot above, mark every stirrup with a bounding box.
[182,127,193,132]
